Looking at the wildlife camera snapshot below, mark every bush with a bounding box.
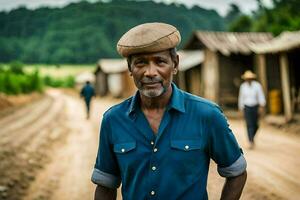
[43,75,75,88]
[9,61,24,74]
[0,68,44,95]
[63,76,75,88]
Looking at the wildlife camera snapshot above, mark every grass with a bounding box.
[23,64,95,78]
[0,63,96,94]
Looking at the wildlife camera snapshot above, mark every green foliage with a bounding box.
[9,60,24,74]
[0,0,225,64]
[229,0,300,35]
[229,15,253,32]
[43,75,75,88]
[225,3,242,25]
[0,68,44,95]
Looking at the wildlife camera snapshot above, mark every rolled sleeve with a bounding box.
[91,168,121,189]
[208,106,246,173]
[218,154,247,177]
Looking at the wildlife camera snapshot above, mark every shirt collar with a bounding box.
[168,83,185,113]
[127,83,185,116]
[127,90,140,116]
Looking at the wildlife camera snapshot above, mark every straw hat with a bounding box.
[117,22,181,57]
[241,70,257,80]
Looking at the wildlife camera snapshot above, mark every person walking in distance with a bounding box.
[92,22,247,200]
[238,70,266,149]
[80,81,95,119]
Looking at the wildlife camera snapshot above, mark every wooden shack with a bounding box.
[97,59,136,98]
[175,50,204,96]
[184,31,273,109]
[251,31,300,121]
[94,65,108,96]
[75,71,96,91]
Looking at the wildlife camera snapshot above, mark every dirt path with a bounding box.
[207,119,300,200]
[0,90,299,200]
[22,91,119,200]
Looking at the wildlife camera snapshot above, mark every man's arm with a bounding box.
[94,185,117,200]
[220,171,247,200]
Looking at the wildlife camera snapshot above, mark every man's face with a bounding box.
[130,50,178,98]
[246,78,254,83]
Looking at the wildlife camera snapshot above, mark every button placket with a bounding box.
[149,140,159,198]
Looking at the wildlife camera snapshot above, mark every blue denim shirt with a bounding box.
[92,83,246,200]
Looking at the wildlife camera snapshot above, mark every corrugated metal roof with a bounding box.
[177,50,204,71]
[188,31,273,56]
[98,59,128,74]
[250,31,300,53]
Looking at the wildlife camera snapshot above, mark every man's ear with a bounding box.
[173,54,179,75]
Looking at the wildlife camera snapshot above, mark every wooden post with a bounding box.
[178,72,186,91]
[203,50,219,103]
[280,53,293,121]
[256,54,268,95]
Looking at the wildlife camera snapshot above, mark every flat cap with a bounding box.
[117,22,181,57]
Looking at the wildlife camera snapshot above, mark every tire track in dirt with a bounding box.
[22,95,121,200]
[0,90,69,200]
[0,96,53,136]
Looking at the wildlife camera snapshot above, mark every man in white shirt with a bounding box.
[238,70,266,149]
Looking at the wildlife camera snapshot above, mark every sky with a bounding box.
[0,0,273,16]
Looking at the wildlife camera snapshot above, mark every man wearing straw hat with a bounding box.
[238,70,266,149]
[92,22,247,200]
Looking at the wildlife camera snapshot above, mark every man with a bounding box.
[80,81,95,119]
[238,70,266,149]
[92,22,247,200]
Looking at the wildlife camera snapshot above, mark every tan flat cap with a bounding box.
[117,22,181,57]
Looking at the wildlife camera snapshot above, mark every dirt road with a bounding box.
[0,90,299,200]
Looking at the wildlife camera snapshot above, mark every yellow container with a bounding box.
[268,90,282,114]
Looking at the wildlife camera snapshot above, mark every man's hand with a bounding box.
[94,185,117,200]
[220,171,247,200]
[258,106,265,117]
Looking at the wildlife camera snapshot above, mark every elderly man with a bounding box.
[91,22,247,200]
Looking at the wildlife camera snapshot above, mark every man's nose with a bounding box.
[144,62,158,77]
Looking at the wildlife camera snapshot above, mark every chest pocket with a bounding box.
[171,140,202,151]
[113,142,136,154]
[170,139,207,176]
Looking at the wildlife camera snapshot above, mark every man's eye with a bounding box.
[157,59,167,64]
[135,60,146,65]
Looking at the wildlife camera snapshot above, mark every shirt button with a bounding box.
[152,166,156,171]
[121,148,125,152]
[153,148,158,152]
[185,145,189,150]
[150,141,154,145]
[151,191,155,195]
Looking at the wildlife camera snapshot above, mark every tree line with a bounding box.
[0,0,225,64]
[1,0,297,64]
[228,0,300,35]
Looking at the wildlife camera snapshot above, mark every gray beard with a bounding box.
[139,86,166,98]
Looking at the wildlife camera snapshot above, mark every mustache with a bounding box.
[140,77,163,84]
